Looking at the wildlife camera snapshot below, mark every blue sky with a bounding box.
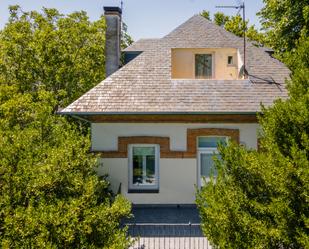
[0,0,264,40]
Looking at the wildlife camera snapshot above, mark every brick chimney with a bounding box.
[104,6,122,77]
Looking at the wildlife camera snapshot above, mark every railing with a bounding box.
[127,223,212,249]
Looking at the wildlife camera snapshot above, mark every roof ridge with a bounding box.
[136,38,160,41]
[123,38,162,52]
[164,14,243,44]
[163,15,201,38]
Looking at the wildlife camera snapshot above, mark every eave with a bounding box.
[59,112,259,123]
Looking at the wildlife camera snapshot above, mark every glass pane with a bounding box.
[200,153,221,178]
[198,137,227,148]
[133,155,143,185]
[133,147,155,156]
[195,54,212,79]
[146,155,156,184]
[132,146,156,186]
[228,56,234,65]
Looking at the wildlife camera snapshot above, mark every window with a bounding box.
[227,56,234,65]
[195,54,213,79]
[197,137,227,187]
[128,144,159,192]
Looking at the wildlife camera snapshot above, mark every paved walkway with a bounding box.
[125,205,212,249]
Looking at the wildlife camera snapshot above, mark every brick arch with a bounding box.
[97,128,239,158]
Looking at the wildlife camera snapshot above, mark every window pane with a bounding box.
[133,155,143,184]
[132,146,156,186]
[195,54,212,79]
[200,153,221,178]
[146,155,156,184]
[228,56,234,65]
[198,137,226,148]
[133,147,155,156]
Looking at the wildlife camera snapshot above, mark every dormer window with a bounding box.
[171,48,239,80]
[195,54,213,79]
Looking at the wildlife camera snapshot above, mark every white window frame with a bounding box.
[197,136,228,188]
[227,54,237,67]
[128,144,160,191]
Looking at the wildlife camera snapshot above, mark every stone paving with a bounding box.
[125,205,212,249]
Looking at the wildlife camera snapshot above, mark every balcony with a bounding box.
[125,205,213,249]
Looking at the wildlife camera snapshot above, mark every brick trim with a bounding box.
[187,128,239,156]
[96,128,239,158]
[83,114,257,123]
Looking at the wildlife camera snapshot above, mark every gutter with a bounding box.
[59,111,258,116]
[70,115,91,123]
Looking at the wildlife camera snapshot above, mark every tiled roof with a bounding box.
[123,38,159,52]
[61,15,290,114]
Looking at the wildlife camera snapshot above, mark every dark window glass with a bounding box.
[198,137,227,148]
[133,155,143,184]
[146,155,155,184]
[228,56,234,65]
[132,147,156,186]
[195,54,212,79]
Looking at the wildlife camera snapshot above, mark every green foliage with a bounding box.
[196,29,309,249]
[283,34,309,70]
[225,15,265,45]
[200,11,265,45]
[0,6,133,248]
[0,84,132,248]
[223,15,245,37]
[198,4,309,247]
[197,145,277,248]
[121,22,134,50]
[0,5,132,108]
[258,0,309,52]
[214,12,229,27]
[200,10,211,21]
[0,6,106,107]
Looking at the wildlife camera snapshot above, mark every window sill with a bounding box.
[128,189,159,194]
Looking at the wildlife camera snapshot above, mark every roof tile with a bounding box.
[61,15,290,114]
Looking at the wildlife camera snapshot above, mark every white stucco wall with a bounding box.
[97,158,197,204]
[93,123,259,204]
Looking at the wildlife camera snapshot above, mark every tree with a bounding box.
[0,84,132,248]
[0,6,133,248]
[223,14,246,37]
[200,10,211,21]
[196,29,309,249]
[214,12,230,27]
[0,5,132,108]
[200,11,265,45]
[258,0,309,52]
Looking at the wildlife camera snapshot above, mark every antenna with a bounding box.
[216,1,247,78]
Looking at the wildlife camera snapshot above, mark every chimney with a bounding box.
[104,6,122,77]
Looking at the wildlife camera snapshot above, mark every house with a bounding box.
[60,7,290,205]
